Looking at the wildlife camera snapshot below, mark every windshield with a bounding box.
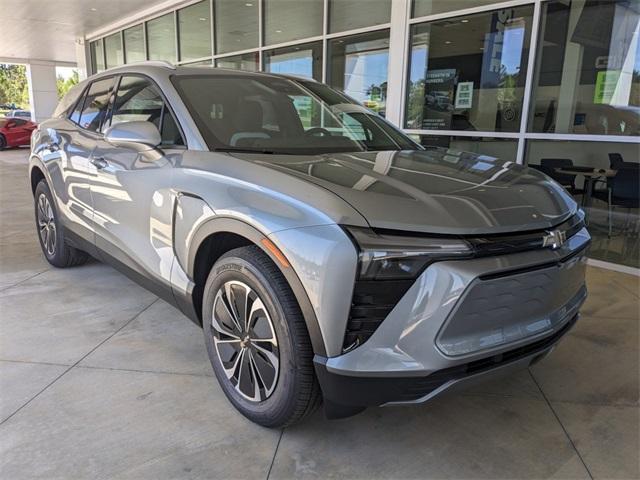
[171,74,419,154]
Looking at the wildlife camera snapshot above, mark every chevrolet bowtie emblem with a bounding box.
[542,229,567,249]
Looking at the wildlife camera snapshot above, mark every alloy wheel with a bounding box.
[211,280,280,402]
[37,193,56,256]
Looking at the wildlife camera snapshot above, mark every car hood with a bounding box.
[231,149,577,235]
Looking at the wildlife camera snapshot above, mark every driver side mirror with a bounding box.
[104,121,161,152]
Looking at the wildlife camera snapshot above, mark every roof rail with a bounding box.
[102,60,177,72]
[124,60,176,70]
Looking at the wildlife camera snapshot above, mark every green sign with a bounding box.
[594,70,620,104]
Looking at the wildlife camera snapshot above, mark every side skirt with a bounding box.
[64,228,181,311]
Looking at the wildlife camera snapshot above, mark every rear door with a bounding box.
[90,75,186,295]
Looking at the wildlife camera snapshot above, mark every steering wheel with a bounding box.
[305,127,332,137]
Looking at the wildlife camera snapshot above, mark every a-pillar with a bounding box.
[26,61,58,122]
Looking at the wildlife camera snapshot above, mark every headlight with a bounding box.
[346,227,473,280]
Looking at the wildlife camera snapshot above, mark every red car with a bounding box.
[0,117,37,149]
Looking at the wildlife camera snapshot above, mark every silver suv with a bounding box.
[29,63,590,427]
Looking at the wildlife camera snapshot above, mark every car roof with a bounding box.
[86,61,317,84]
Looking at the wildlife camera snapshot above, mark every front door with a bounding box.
[89,75,186,296]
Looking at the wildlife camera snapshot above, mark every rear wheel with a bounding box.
[202,245,320,427]
[34,180,89,268]
[0,134,6,150]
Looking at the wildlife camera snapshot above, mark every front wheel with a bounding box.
[202,245,320,427]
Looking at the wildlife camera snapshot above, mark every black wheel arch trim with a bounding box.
[185,215,327,357]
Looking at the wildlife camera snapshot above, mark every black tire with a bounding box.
[202,245,320,427]
[0,134,6,150]
[34,180,89,268]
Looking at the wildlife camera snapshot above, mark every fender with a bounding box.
[28,154,50,193]
[181,214,327,357]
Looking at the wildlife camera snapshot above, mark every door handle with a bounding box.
[90,157,109,170]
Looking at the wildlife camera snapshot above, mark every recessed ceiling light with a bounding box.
[276,30,282,33]
[199,17,207,21]
[245,2,253,6]
[445,40,452,44]
[90,7,97,11]
[461,19,469,23]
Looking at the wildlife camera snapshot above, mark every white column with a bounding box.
[555,0,585,133]
[75,37,91,80]
[26,61,58,122]
[385,0,412,128]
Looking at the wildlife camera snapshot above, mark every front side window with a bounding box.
[406,6,534,132]
[172,74,417,154]
[110,76,184,146]
[529,0,640,136]
[77,77,115,132]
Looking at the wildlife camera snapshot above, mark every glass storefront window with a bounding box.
[264,0,322,46]
[529,0,640,136]
[413,0,499,18]
[526,140,639,268]
[215,0,258,54]
[264,42,322,80]
[90,39,105,73]
[412,135,519,160]
[104,33,123,69]
[123,25,145,63]
[178,1,212,62]
[406,6,534,132]
[216,53,260,72]
[147,13,177,62]
[329,0,391,33]
[328,30,390,116]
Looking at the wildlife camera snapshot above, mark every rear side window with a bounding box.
[78,77,115,132]
[68,88,86,124]
[110,75,185,146]
[13,119,27,126]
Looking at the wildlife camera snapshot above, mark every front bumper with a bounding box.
[314,227,590,417]
[315,313,577,417]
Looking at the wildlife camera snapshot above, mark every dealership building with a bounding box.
[3,0,639,271]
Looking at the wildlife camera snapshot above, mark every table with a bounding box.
[556,167,617,210]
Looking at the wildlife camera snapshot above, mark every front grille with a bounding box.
[436,250,587,357]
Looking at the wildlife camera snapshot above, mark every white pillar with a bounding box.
[75,37,91,80]
[26,61,58,122]
[385,0,412,128]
